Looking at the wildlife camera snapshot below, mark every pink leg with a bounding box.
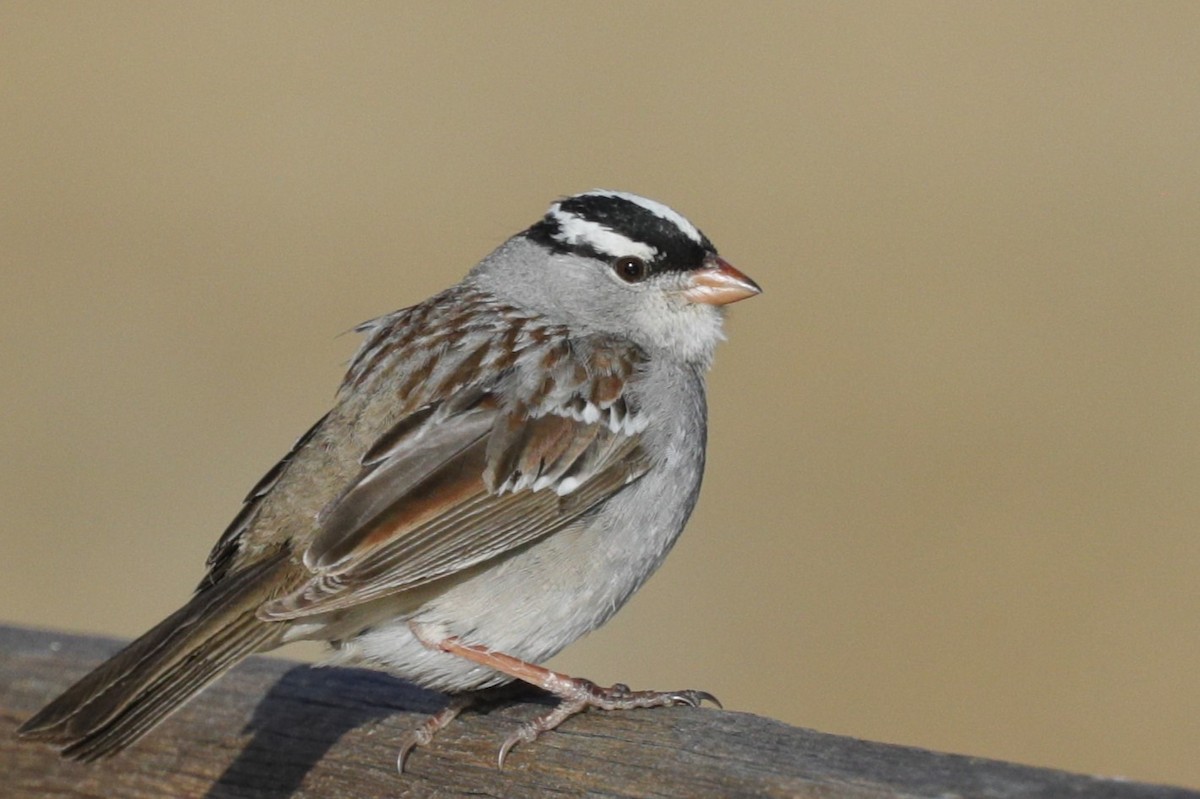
[414,627,718,768]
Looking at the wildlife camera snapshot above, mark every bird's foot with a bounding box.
[396,693,476,773]
[409,626,720,769]
[497,679,720,768]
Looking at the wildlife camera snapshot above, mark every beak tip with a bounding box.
[683,257,761,306]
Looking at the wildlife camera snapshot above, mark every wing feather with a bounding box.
[258,324,651,621]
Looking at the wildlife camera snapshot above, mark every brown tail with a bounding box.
[16,550,291,760]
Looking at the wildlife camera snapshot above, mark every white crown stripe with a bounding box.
[582,190,705,246]
[550,209,660,261]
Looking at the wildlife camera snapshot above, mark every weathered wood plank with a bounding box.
[0,624,1193,798]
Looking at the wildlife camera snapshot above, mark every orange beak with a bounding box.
[681,257,762,306]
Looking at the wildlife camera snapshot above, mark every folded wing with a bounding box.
[260,322,650,620]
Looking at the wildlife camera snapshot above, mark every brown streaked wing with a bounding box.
[258,404,649,621]
[308,398,497,569]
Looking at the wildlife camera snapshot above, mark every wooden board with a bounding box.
[2,624,1194,798]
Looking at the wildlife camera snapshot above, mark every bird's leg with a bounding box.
[414,628,719,768]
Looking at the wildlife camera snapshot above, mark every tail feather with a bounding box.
[63,618,270,761]
[17,550,291,759]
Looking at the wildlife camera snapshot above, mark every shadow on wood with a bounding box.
[204,664,431,799]
[2,624,1195,799]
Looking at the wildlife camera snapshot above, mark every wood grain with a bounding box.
[2,624,1194,798]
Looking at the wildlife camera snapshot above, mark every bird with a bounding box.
[17,189,761,770]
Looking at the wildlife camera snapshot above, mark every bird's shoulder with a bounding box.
[344,284,652,429]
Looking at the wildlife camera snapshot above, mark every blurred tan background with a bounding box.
[3,1,1198,788]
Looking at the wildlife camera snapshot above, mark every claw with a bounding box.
[394,694,475,773]
[396,735,421,774]
[497,724,535,769]
[396,721,439,774]
[497,737,515,770]
[668,689,721,708]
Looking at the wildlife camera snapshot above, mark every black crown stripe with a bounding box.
[524,193,715,274]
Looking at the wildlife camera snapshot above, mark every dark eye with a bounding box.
[613,256,648,282]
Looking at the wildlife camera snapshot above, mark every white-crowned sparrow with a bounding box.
[18,190,761,769]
